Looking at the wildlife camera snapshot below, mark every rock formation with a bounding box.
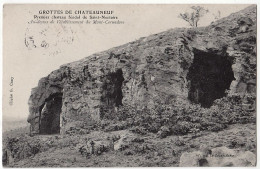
[27,5,256,135]
[179,146,256,167]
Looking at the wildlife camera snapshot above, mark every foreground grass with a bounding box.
[4,123,256,167]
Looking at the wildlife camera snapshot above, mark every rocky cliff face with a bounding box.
[27,5,256,135]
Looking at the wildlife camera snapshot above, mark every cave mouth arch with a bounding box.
[39,93,63,134]
[187,49,235,108]
[100,69,124,118]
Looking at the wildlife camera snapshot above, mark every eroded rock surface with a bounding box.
[27,5,256,135]
[179,146,256,167]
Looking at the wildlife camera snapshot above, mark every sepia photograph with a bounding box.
[2,2,257,167]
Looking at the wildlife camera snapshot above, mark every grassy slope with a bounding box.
[6,123,256,167]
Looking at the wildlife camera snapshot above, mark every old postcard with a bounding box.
[2,4,257,167]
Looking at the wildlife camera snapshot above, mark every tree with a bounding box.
[179,6,209,27]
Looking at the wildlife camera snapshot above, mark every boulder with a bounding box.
[179,146,256,167]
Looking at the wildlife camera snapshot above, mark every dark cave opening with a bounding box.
[187,49,235,108]
[101,69,124,118]
[39,93,62,134]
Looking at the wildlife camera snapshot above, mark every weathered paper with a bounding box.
[2,4,256,167]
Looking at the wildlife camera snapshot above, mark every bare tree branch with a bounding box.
[179,6,209,27]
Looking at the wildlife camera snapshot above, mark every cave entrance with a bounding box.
[187,49,235,108]
[101,69,124,118]
[39,93,62,134]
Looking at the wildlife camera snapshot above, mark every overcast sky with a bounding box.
[3,4,250,121]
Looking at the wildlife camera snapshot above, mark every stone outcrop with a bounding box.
[179,146,256,167]
[27,5,256,135]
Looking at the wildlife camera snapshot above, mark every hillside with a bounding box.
[2,118,29,132]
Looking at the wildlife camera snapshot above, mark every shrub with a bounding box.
[171,121,192,135]
[104,121,128,132]
[207,123,227,132]
[130,126,148,135]
[157,126,170,138]
[101,93,255,137]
